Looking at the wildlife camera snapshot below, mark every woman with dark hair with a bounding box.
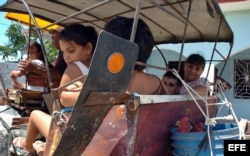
[11,24,98,155]
[10,41,56,92]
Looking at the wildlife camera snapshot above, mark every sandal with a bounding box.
[11,137,36,156]
[33,140,46,154]
[13,137,24,148]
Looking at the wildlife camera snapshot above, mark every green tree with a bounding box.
[43,40,58,63]
[0,23,58,62]
[0,23,26,60]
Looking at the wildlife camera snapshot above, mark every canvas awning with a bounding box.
[4,12,61,31]
[0,0,234,45]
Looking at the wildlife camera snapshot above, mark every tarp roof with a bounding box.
[0,0,234,45]
[4,12,60,31]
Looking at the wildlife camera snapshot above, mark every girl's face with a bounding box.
[184,63,204,82]
[59,40,92,65]
[26,46,41,60]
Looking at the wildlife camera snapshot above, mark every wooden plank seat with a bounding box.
[11,117,29,126]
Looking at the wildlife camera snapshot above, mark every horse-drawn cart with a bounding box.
[0,0,238,155]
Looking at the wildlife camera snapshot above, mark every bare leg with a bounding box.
[13,110,51,151]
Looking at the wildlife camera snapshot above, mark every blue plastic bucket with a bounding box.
[171,123,239,156]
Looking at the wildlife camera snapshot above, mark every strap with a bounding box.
[152,77,164,94]
[61,107,73,113]
[160,79,169,94]
[74,61,89,75]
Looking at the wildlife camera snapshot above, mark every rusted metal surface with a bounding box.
[84,92,133,106]
[72,96,216,156]
[81,100,140,156]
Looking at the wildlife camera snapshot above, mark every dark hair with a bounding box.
[163,71,182,86]
[25,41,44,61]
[25,41,54,68]
[59,24,98,55]
[186,54,205,69]
[104,16,155,71]
[30,41,42,53]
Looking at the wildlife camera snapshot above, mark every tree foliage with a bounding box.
[6,24,26,53]
[43,40,58,63]
[0,23,26,60]
[0,23,58,62]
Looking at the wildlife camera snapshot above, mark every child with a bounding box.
[179,53,209,95]
[161,71,181,95]
[10,41,51,92]
[12,24,98,155]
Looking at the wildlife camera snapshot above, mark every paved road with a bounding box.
[0,62,25,89]
[0,62,23,155]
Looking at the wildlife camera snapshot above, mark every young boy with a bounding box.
[179,53,209,95]
[161,71,181,95]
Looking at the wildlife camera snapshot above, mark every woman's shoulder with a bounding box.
[133,71,159,81]
[130,71,161,94]
[144,73,162,94]
[66,61,89,75]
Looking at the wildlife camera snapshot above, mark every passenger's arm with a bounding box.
[10,70,23,81]
[192,85,208,96]
[18,59,61,88]
[58,63,86,108]
[18,60,48,77]
[10,70,26,89]
[59,81,83,107]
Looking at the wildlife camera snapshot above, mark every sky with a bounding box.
[0,11,12,46]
